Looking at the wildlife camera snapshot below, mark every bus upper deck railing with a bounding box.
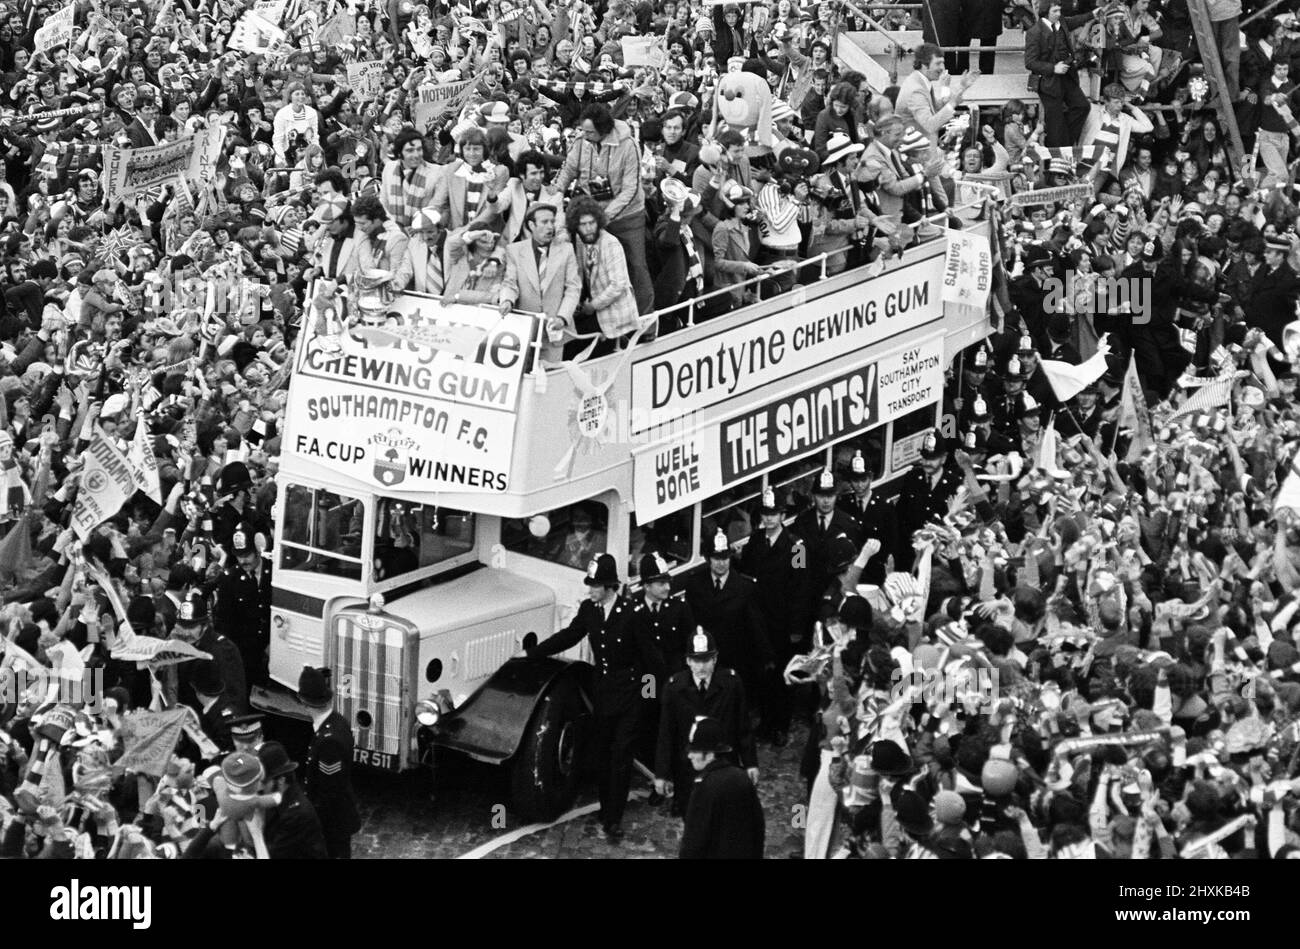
[529,201,987,374]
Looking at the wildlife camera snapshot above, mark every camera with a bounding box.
[584,175,614,202]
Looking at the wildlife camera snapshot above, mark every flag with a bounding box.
[1118,355,1153,462]
[986,199,1012,333]
[70,428,138,542]
[1168,377,1233,422]
[128,409,162,504]
[116,708,189,778]
[1037,415,1061,473]
[0,515,32,585]
[1040,335,1112,402]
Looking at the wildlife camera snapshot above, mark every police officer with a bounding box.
[988,353,1029,452]
[212,523,272,687]
[229,714,265,754]
[792,469,862,638]
[655,628,757,817]
[258,741,329,860]
[210,461,271,552]
[836,452,896,585]
[683,530,773,716]
[1016,333,1059,418]
[192,661,244,758]
[631,551,694,781]
[739,487,808,746]
[678,716,765,859]
[954,346,993,422]
[175,590,247,714]
[527,553,660,842]
[897,432,965,568]
[298,665,362,859]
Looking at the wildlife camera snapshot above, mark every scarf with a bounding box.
[386,159,438,228]
[681,224,704,294]
[532,78,630,99]
[455,160,497,222]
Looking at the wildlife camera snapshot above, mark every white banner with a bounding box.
[102,136,204,204]
[631,251,944,433]
[253,0,287,25]
[228,11,287,54]
[940,229,992,311]
[34,5,75,54]
[620,36,665,68]
[633,334,946,522]
[286,298,537,494]
[72,430,138,542]
[346,61,387,99]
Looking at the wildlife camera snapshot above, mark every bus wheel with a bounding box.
[510,676,588,823]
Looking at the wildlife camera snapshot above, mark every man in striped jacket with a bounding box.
[1078,84,1153,174]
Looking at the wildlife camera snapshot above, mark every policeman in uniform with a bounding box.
[1016,334,1059,418]
[175,590,247,714]
[212,523,272,688]
[630,552,694,780]
[897,431,965,568]
[683,530,774,718]
[655,628,757,817]
[954,346,993,422]
[192,662,244,759]
[527,553,660,842]
[678,716,765,859]
[739,487,808,746]
[1056,379,1104,439]
[791,469,862,638]
[988,353,1030,455]
[209,461,271,552]
[258,741,329,860]
[229,714,265,754]
[298,665,362,859]
[836,452,896,585]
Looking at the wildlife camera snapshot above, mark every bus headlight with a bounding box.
[415,698,440,727]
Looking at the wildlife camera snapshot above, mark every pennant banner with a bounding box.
[70,430,138,542]
[1009,183,1095,208]
[940,229,992,310]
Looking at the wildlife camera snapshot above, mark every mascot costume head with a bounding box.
[710,68,774,158]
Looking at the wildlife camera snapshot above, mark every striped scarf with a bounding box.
[681,225,704,294]
[1031,143,1106,177]
[456,162,497,223]
[533,78,631,99]
[386,160,439,229]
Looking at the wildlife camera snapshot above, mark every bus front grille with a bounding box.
[333,615,406,759]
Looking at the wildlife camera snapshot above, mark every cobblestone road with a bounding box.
[350,725,810,859]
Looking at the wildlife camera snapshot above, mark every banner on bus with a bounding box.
[940,229,991,311]
[633,333,946,522]
[630,250,943,433]
[287,297,537,494]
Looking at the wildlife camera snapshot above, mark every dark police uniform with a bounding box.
[681,568,773,704]
[655,666,756,815]
[199,693,242,758]
[738,524,809,737]
[303,709,363,859]
[629,589,694,767]
[835,490,897,585]
[896,459,966,565]
[212,554,272,686]
[529,565,662,833]
[262,780,329,860]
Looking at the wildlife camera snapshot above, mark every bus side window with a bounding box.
[502,499,609,570]
[628,507,694,579]
[700,478,762,549]
[767,456,825,519]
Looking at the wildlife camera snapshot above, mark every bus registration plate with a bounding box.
[353,748,400,771]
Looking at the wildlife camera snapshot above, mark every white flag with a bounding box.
[71,429,138,542]
[1040,335,1111,403]
[129,411,162,504]
[1275,451,1300,517]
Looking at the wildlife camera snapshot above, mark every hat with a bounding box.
[812,468,837,496]
[870,737,912,776]
[724,183,754,206]
[707,529,732,560]
[969,393,990,420]
[192,661,225,698]
[1022,244,1054,269]
[847,450,872,479]
[1019,392,1040,417]
[221,751,264,793]
[841,595,873,631]
[1017,333,1037,355]
[257,740,299,779]
[687,716,731,753]
[177,591,209,625]
[479,101,512,124]
[584,552,621,586]
[668,91,699,111]
[971,348,989,370]
[229,714,265,743]
[229,525,256,557]
[822,132,863,166]
[757,486,784,514]
[777,147,820,176]
[894,789,933,835]
[900,125,928,154]
[770,100,796,124]
[932,789,967,826]
[297,665,334,708]
[687,627,719,659]
[639,551,672,583]
[126,595,156,632]
[217,460,252,494]
[829,536,858,573]
[1266,236,1293,253]
[1004,354,1025,379]
[919,430,946,459]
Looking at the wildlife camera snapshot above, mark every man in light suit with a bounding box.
[498,204,581,363]
[895,42,975,147]
[1024,0,1092,146]
[1079,83,1154,173]
[861,116,929,222]
[493,150,567,245]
